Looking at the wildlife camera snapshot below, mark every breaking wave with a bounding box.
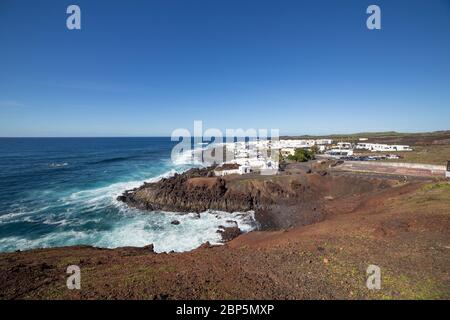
[0,138,257,253]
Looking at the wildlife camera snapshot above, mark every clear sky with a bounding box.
[0,0,449,137]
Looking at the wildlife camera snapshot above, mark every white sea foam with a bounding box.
[78,210,256,252]
[0,210,256,253]
[0,211,29,222]
[65,169,179,205]
[42,218,69,226]
[0,230,91,252]
[49,162,69,168]
[0,167,258,253]
[0,206,50,223]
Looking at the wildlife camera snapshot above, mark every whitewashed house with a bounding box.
[324,141,354,157]
[356,143,412,152]
[392,145,413,151]
[316,139,333,145]
[239,165,251,174]
[337,142,353,149]
[214,163,241,176]
[280,147,296,157]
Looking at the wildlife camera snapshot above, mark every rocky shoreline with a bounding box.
[1,161,448,299]
[117,167,246,213]
[117,165,328,231]
[1,174,448,299]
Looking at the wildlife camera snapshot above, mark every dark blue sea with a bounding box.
[0,138,255,253]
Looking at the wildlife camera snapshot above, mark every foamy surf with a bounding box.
[65,169,179,204]
[0,138,259,253]
[0,209,256,253]
[93,210,256,253]
[0,165,257,253]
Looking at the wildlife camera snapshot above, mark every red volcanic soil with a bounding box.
[0,169,449,299]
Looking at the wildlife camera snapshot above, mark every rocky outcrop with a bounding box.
[117,166,328,230]
[217,226,241,242]
[117,162,401,230]
[117,167,248,213]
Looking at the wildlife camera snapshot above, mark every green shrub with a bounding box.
[422,182,450,191]
[287,148,314,162]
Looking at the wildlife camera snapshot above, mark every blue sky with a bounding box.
[0,0,449,137]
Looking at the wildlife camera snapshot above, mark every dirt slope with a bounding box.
[1,180,448,300]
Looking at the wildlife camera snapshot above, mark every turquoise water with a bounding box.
[0,138,255,253]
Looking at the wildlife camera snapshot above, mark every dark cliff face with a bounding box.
[118,167,255,213]
[117,164,397,230]
[117,166,327,230]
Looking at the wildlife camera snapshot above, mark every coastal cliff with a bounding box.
[2,177,449,300]
[117,166,327,229]
[117,164,395,230]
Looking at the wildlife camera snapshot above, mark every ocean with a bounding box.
[0,138,256,253]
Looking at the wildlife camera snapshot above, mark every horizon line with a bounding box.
[0,129,449,139]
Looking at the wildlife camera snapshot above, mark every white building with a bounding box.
[214,164,252,176]
[393,145,413,151]
[239,165,251,175]
[337,142,353,149]
[325,149,354,157]
[446,161,450,179]
[214,168,239,176]
[214,163,244,176]
[316,139,333,145]
[280,147,296,157]
[356,143,412,152]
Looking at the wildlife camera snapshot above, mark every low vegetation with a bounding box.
[421,181,450,192]
[287,148,315,162]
